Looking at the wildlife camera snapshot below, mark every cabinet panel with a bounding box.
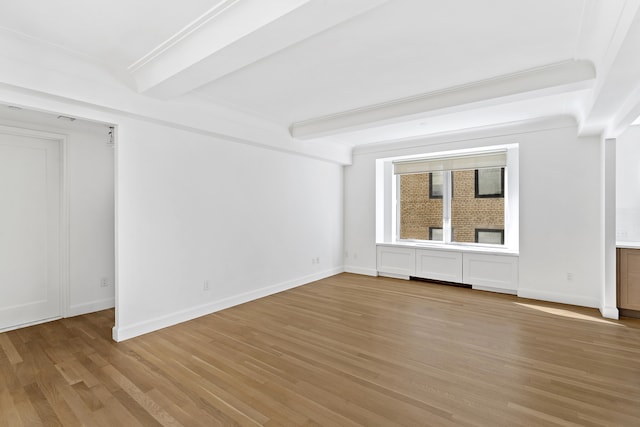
[619,249,640,310]
[377,246,415,278]
[463,253,518,293]
[415,249,463,282]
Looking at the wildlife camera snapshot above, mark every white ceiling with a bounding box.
[0,0,216,67]
[198,0,585,124]
[1,0,639,147]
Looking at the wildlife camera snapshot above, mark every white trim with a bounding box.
[68,298,115,317]
[344,266,378,276]
[127,0,241,72]
[354,116,576,156]
[291,61,594,140]
[600,306,619,319]
[60,135,70,318]
[517,288,600,309]
[0,316,62,334]
[377,272,410,280]
[112,267,343,342]
[113,126,120,339]
[472,285,517,295]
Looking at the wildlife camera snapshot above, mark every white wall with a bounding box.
[67,127,115,315]
[345,120,604,309]
[616,125,640,242]
[114,118,344,340]
[0,115,115,316]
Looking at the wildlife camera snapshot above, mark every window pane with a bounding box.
[399,173,443,240]
[429,227,443,241]
[429,171,443,198]
[475,168,504,198]
[451,169,504,244]
[475,229,504,244]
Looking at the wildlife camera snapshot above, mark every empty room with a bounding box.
[1,0,640,425]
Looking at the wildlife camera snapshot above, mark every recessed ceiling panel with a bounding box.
[195,0,585,124]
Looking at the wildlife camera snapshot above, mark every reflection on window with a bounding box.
[398,174,442,240]
[475,229,504,245]
[429,172,443,199]
[398,166,505,245]
[475,168,504,198]
[451,169,504,244]
[429,227,443,241]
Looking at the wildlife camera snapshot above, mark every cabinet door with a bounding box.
[619,249,640,310]
[377,246,415,278]
[462,253,518,294]
[415,249,462,283]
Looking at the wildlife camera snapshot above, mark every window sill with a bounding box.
[377,241,519,256]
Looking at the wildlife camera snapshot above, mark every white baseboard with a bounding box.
[378,272,409,280]
[472,285,517,295]
[600,305,619,319]
[112,267,343,342]
[68,298,115,317]
[517,288,599,309]
[344,265,378,276]
[0,316,62,333]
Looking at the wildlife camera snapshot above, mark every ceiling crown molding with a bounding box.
[290,60,596,140]
[127,0,241,74]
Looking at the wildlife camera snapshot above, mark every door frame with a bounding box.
[0,124,70,321]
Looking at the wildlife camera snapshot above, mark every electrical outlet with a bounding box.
[100,277,109,287]
[316,257,320,264]
[203,280,210,291]
[567,272,573,281]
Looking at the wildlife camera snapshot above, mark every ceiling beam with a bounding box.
[290,60,596,140]
[579,2,640,137]
[129,0,389,99]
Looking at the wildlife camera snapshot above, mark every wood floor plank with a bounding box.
[1,273,640,426]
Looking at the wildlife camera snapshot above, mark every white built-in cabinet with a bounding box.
[377,244,518,294]
[415,249,462,283]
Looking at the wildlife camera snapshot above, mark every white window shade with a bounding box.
[393,151,506,175]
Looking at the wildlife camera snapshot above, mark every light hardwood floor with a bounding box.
[1,273,640,426]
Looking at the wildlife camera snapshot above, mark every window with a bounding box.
[398,174,442,240]
[475,228,504,245]
[429,172,443,199]
[394,151,507,246]
[475,168,504,198]
[429,227,443,241]
[429,172,454,199]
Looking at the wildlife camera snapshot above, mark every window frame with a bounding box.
[394,153,508,248]
[376,144,518,253]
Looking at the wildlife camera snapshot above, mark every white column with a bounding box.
[601,138,619,319]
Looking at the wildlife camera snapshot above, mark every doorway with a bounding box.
[0,130,64,330]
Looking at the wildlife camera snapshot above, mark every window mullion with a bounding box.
[443,170,452,244]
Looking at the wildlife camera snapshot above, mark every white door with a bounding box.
[0,132,61,330]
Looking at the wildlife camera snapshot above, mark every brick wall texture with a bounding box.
[399,170,504,242]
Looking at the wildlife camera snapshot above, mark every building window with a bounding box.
[395,151,506,246]
[429,227,455,242]
[429,172,454,199]
[429,227,443,241]
[475,167,504,198]
[475,228,504,245]
[429,172,443,199]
